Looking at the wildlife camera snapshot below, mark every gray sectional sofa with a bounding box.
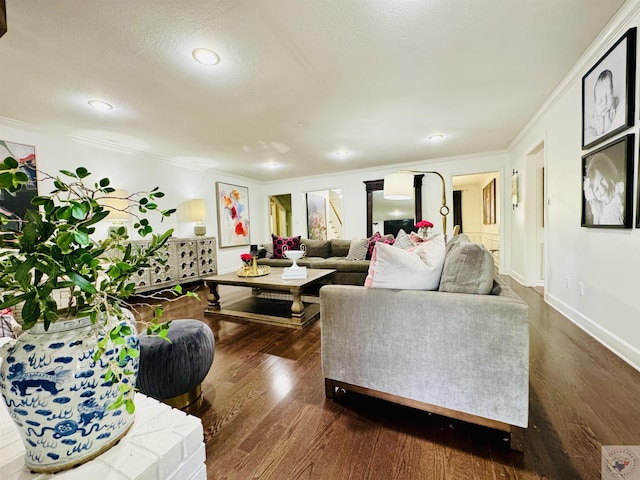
[320,234,530,450]
[258,238,370,286]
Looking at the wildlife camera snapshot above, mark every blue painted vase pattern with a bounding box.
[0,315,139,473]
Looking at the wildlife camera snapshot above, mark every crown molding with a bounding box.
[509,0,640,150]
[263,149,509,186]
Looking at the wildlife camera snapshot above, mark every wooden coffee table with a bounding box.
[202,267,335,328]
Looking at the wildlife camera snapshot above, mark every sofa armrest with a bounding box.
[320,284,529,427]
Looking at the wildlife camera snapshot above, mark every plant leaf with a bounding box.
[4,157,18,169]
[68,272,98,294]
[74,230,90,245]
[21,294,41,325]
[76,167,90,178]
[60,169,78,178]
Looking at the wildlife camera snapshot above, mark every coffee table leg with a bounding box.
[204,280,221,315]
[290,287,304,319]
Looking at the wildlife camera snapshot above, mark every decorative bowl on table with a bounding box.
[284,249,305,269]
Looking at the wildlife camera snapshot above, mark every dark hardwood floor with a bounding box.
[133,277,640,479]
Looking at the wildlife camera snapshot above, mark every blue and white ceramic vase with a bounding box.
[0,315,139,473]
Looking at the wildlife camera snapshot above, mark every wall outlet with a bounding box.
[579,282,584,296]
[565,276,571,290]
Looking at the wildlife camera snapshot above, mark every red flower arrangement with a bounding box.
[240,253,252,262]
[415,220,433,229]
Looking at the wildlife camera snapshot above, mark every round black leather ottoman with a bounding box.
[137,319,214,411]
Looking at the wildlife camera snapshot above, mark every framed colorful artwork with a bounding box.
[482,178,496,225]
[216,182,250,248]
[0,140,37,232]
[582,27,636,150]
[582,134,634,228]
[306,193,327,240]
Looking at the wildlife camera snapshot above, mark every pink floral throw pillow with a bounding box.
[272,234,301,259]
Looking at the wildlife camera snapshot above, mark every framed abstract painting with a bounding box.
[0,140,37,232]
[482,178,496,225]
[216,182,250,248]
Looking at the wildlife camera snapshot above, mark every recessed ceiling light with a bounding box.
[428,134,444,142]
[192,48,221,66]
[335,151,349,157]
[266,161,279,169]
[88,100,113,111]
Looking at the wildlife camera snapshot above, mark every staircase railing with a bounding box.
[329,199,342,227]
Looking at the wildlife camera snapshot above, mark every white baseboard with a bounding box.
[509,270,526,285]
[545,293,640,374]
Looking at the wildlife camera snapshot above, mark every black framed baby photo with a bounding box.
[582,27,636,150]
[581,134,634,229]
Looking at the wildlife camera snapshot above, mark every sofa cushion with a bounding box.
[330,239,352,257]
[364,236,446,290]
[272,234,301,259]
[306,257,370,272]
[439,240,494,294]
[346,237,369,260]
[300,238,331,258]
[258,257,294,267]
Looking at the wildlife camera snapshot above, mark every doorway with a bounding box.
[526,142,545,285]
[452,172,500,266]
[305,188,344,240]
[269,194,292,237]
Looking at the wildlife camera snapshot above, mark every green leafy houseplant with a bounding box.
[0,156,195,413]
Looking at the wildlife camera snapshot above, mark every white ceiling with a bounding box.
[0,0,626,181]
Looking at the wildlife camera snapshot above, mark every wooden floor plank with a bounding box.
[131,279,640,479]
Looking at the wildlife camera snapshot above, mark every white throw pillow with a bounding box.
[364,236,446,290]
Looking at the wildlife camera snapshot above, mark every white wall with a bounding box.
[455,172,500,252]
[460,184,482,239]
[509,0,640,370]
[258,152,510,268]
[0,118,262,275]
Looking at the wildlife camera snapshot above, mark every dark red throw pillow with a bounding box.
[366,232,395,260]
[365,232,381,260]
[272,235,302,259]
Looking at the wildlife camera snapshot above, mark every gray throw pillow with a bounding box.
[445,233,470,256]
[346,238,368,260]
[300,238,331,257]
[439,241,495,294]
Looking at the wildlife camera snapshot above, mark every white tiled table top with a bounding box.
[0,392,207,480]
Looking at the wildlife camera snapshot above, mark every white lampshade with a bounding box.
[103,189,129,221]
[188,199,207,223]
[188,199,207,235]
[383,173,414,200]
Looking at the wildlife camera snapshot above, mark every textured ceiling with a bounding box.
[0,0,626,181]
